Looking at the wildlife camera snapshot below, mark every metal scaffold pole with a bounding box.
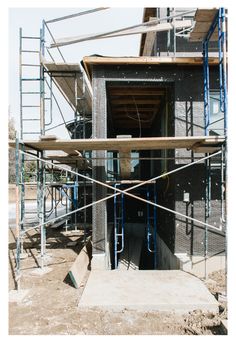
[204,154,211,279]
[15,134,21,289]
[39,21,46,268]
[39,151,46,268]
[19,28,23,140]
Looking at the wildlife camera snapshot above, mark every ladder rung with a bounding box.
[21,78,41,81]
[22,105,40,108]
[22,36,40,40]
[22,64,41,67]
[22,92,41,94]
[22,119,40,121]
[21,50,40,53]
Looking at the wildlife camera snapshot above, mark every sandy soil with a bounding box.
[8,224,227,335]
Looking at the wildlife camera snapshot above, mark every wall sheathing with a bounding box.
[91,63,225,265]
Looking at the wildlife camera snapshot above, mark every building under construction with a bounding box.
[9,7,227,296]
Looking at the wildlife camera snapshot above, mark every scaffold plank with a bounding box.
[189,8,218,42]
[9,136,225,153]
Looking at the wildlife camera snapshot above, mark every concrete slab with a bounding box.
[9,289,29,303]
[29,267,52,276]
[78,270,219,314]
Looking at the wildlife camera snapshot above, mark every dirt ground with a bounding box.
[8,224,227,335]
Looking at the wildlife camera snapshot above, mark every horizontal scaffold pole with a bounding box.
[45,7,109,24]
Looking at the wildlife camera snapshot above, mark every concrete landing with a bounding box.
[78,270,219,314]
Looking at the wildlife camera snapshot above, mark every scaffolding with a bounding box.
[10,7,227,289]
[202,7,227,278]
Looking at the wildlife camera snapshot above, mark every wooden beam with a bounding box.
[83,56,220,79]
[40,135,58,141]
[111,106,155,112]
[83,56,219,65]
[119,150,132,179]
[111,99,161,105]
[114,123,151,129]
[192,146,221,153]
[142,17,157,56]
[108,88,165,96]
[114,112,156,118]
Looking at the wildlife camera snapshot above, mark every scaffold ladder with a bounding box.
[19,27,49,139]
[146,185,158,269]
[114,183,125,268]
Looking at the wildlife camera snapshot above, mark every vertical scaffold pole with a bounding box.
[221,8,228,137]
[39,21,46,268]
[203,40,210,136]
[19,28,23,140]
[221,8,228,289]
[40,24,45,137]
[114,186,118,269]
[204,154,211,279]
[153,185,158,269]
[15,134,21,289]
[39,150,46,268]
[20,142,25,256]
